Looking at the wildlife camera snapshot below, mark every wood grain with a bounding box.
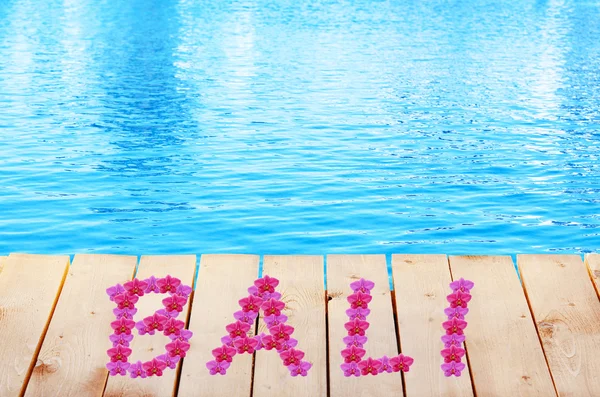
[519,254,600,396]
[585,254,600,298]
[327,255,403,397]
[24,254,137,397]
[0,254,70,397]
[392,254,473,397]
[103,255,196,397]
[253,255,326,397]
[178,254,259,397]
[449,255,556,397]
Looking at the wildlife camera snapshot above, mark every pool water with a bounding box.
[1,0,599,256]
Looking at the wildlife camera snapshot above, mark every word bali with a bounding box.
[105,275,473,379]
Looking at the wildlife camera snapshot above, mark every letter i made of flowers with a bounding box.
[441,278,474,377]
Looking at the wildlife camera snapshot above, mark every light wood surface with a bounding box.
[585,254,600,298]
[392,254,473,397]
[24,254,137,397]
[0,254,70,397]
[449,255,556,397]
[103,255,196,397]
[519,254,600,396]
[327,255,403,397]
[178,254,259,397]
[253,255,327,397]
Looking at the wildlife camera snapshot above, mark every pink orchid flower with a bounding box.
[444,307,469,320]
[127,361,146,378]
[239,295,264,313]
[276,338,298,353]
[262,335,279,351]
[350,278,375,294]
[343,335,368,348]
[441,333,466,348]
[143,358,167,377]
[123,278,148,297]
[107,345,132,362]
[166,339,191,358]
[450,278,474,293]
[254,275,279,294]
[262,291,282,301]
[135,321,154,335]
[109,333,134,347]
[162,295,187,313]
[442,361,466,377]
[341,345,366,363]
[378,356,393,373]
[212,345,237,362]
[169,329,193,342]
[344,319,370,336]
[107,361,130,376]
[341,362,360,377]
[144,276,159,293]
[156,308,179,319]
[289,361,312,377]
[157,354,181,369]
[234,336,259,354]
[280,348,305,366]
[359,357,382,376]
[143,313,168,332]
[163,318,185,336]
[234,310,259,324]
[443,318,468,335]
[157,275,181,294]
[447,290,472,309]
[174,284,193,298]
[345,307,371,320]
[441,345,466,363]
[221,335,235,347]
[269,323,294,341]
[226,320,251,339]
[111,318,135,335]
[114,293,138,310]
[347,291,372,309]
[207,360,230,375]
[253,333,267,351]
[390,354,414,372]
[264,314,288,327]
[261,298,285,317]
[113,307,137,320]
[106,284,125,301]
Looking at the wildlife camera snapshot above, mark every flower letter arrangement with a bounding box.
[440,278,474,377]
[105,276,193,377]
[341,279,414,377]
[206,275,312,377]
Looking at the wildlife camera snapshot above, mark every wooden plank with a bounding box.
[518,254,600,396]
[449,255,556,396]
[103,255,197,397]
[253,255,327,397]
[327,255,403,397]
[586,254,600,298]
[392,254,473,397]
[178,254,259,397]
[24,254,137,397]
[0,254,70,397]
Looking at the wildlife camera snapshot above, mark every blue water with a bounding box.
[1,0,599,257]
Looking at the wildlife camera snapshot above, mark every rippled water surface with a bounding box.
[1,0,599,256]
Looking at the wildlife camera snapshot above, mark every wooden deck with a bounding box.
[1,253,599,397]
